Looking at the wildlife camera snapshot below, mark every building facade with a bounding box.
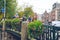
[41,11,49,24]
[41,2,60,24]
[51,3,60,21]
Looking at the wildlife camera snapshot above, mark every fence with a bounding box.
[0,21,60,40]
[0,21,21,40]
[40,25,60,40]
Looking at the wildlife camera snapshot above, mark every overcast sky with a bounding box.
[17,0,60,14]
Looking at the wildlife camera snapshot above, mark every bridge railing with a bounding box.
[5,29,21,40]
[0,20,60,40]
[0,20,21,40]
[31,25,60,40]
[5,20,21,33]
[41,25,60,40]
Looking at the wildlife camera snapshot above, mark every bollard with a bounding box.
[21,21,28,40]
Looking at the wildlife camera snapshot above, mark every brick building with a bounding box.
[50,2,60,21]
[41,3,60,24]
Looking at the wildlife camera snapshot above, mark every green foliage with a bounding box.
[0,0,4,12]
[11,18,20,23]
[11,18,20,30]
[6,0,17,19]
[0,13,3,20]
[28,20,43,38]
[18,11,24,18]
[5,19,12,24]
[24,7,34,18]
[2,18,20,31]
[0,0,4,19]
[18,7,34,18]
[0,0,17,19]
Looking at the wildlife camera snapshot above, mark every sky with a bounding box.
[17,0,60,14]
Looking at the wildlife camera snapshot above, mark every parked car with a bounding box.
[52,21,60,27]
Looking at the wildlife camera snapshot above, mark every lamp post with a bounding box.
[2,0,6,40]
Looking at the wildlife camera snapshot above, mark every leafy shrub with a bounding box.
[11,18,20,23]
[11,18,20,31]
[28,20,43,38]
[1,18,21,32]
[5,19,12,29]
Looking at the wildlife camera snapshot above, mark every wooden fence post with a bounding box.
[21,21,28,40]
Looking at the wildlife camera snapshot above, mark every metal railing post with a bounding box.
[53,26,55,40]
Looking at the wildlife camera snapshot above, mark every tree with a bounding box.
[0,0,17,19]
[18,7,34,18]
[18,11,24,18]
[24,7,34,18]
[0,0,4,19]
[0,0,4,12]
[6,0,17,19]
[0,12,3,20]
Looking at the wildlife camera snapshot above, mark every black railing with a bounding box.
[0,23,21,40]
[41,25,60,40]
[0,24,60,40]
[6,30,21,40]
